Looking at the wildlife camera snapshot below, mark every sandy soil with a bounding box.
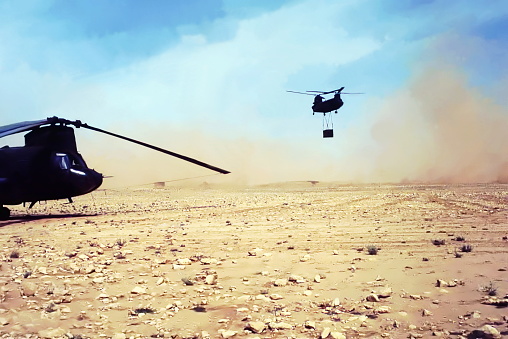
[0,183,507,338]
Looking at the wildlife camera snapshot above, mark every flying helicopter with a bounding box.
[0,117,230,220]
[287,87,362,138]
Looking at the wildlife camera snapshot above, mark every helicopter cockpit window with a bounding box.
[54,153,71,170]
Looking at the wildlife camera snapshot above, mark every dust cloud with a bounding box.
[78,64,508,188]
[362,65,508,184]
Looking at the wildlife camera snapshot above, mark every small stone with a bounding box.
[131,286,146,294]
[288,274,306,283]
[205,275,217,285]
[421,309,433,316]
[376,306,391,313]
[300,254,311,262]
[111,334,126,339]
[378,287,392,298]
[269,322,292,330]
[246,321,266,333]
[20,281,37,297]
[273,278,288,286]
[331,297,341,306]
[270,293,283,300]
[176,258,192,265]
[304,320,316,329]
[314,274,321,283]
[366,293,380,302]
[220,330,237,338]
[321,327,331,338]
[0,318,9,325]
[436,279,448,287]
[38,328,66,338]
[469,325,501,339]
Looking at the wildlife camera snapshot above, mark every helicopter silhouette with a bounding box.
[287,87,363,137]
[0,117,230,220]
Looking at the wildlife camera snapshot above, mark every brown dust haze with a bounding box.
[79,65,508,188]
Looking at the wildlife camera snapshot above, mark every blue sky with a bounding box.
[0,0,507,185]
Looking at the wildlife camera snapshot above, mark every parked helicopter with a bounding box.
[0,116,230,220]
[287,87,363,137]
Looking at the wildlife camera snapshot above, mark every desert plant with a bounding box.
[460,244,473,252]
[133,307,155,314]
[366,245,379,255]
[9,250,20,259]
[116,238,127,247]
[432,239,446,246]
[479,281,498,296]
[454,236,466,241]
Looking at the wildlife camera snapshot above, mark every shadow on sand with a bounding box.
[0,213,99,227]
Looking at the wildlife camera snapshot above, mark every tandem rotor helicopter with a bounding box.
[0,117,230,220]
[287,87,363,138]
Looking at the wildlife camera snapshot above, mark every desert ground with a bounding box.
[0,182,507,339]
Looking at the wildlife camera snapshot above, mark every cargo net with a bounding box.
[322,113,333,131]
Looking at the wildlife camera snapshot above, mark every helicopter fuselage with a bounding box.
[0,125,102,208]
[312,94,344,114]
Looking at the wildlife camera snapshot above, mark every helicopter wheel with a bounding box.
[0,206,10,220]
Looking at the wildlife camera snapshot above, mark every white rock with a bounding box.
[474,325,501,339]
[246,321,266,333]
[38,328,66,338]
[270,293,283,300]
[269,322,292,330]
[176,258,192,265]
[321,327,331,338]
[273,278,288,286]
[220,330,237,338]
[366,294,380,302]
[205,275,217,285]
[378,287,392,298]
[131,286,146,294]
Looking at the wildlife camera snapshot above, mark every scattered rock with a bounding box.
[246,321,266,333]
[304,320,316,329]
[219,329,237,338]
[268,322,292,330]
[20,281,37,297]
[273,278,288,287]
[131,286,146,294]
[321,327,331,338]
[378,287,392,298]
[366,293,380,302]
[38,328,66,338]
[468,325,501,339]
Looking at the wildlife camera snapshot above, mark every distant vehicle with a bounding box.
[0,117,230,219]
[287,87,363,138]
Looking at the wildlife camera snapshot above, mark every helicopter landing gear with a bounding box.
[0,206,10,220]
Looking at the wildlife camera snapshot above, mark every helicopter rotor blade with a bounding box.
[286,90,316,96]
[341,92,364,94]
[0,119,51,138]
[79,123,230,174]
[307,87,345,95]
